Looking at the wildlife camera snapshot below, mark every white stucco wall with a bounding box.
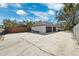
[31,26,46,33]
[52,26,54,32]
[56,27,60,31]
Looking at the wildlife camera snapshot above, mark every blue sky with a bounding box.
[0,3,64,25]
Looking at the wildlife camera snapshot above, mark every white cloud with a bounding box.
[35,16,48,22]
[32,11,49,22]
[26,19,31,22]
[15,3,22,7]
[9,3,22,8]
[48,10,55,15]
[0,3,22,8]
[46,3,64,10]
[0,3,8,8]
[31,10,55,22]
[31,4,64,22]
[46,4,55,9]
[33,11,46,16]
[16,10,27,16]
[32,10,55,16]
[39,16,49,21]
[10,17,15,20]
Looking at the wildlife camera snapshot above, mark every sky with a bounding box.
[0,3,64,25]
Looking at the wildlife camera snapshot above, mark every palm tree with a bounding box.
[26,21,33,31]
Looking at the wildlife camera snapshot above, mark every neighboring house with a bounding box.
[0,25,4,29]
[0,28,4,33]
[31,22,61,34]
[0,25,5,34]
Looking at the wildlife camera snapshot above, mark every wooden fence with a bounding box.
[5,26,31,33]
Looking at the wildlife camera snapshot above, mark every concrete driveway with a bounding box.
[0,31,79,56]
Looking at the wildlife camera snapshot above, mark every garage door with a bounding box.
[46,27,52,32]
[53,27,56,32]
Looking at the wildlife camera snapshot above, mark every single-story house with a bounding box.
[0,28,4,33]
[31,22,61,33]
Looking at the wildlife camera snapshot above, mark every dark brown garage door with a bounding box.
[53,27,56,32]
[46,26,52,32]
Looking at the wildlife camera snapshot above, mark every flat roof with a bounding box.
[32,22,58,27]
